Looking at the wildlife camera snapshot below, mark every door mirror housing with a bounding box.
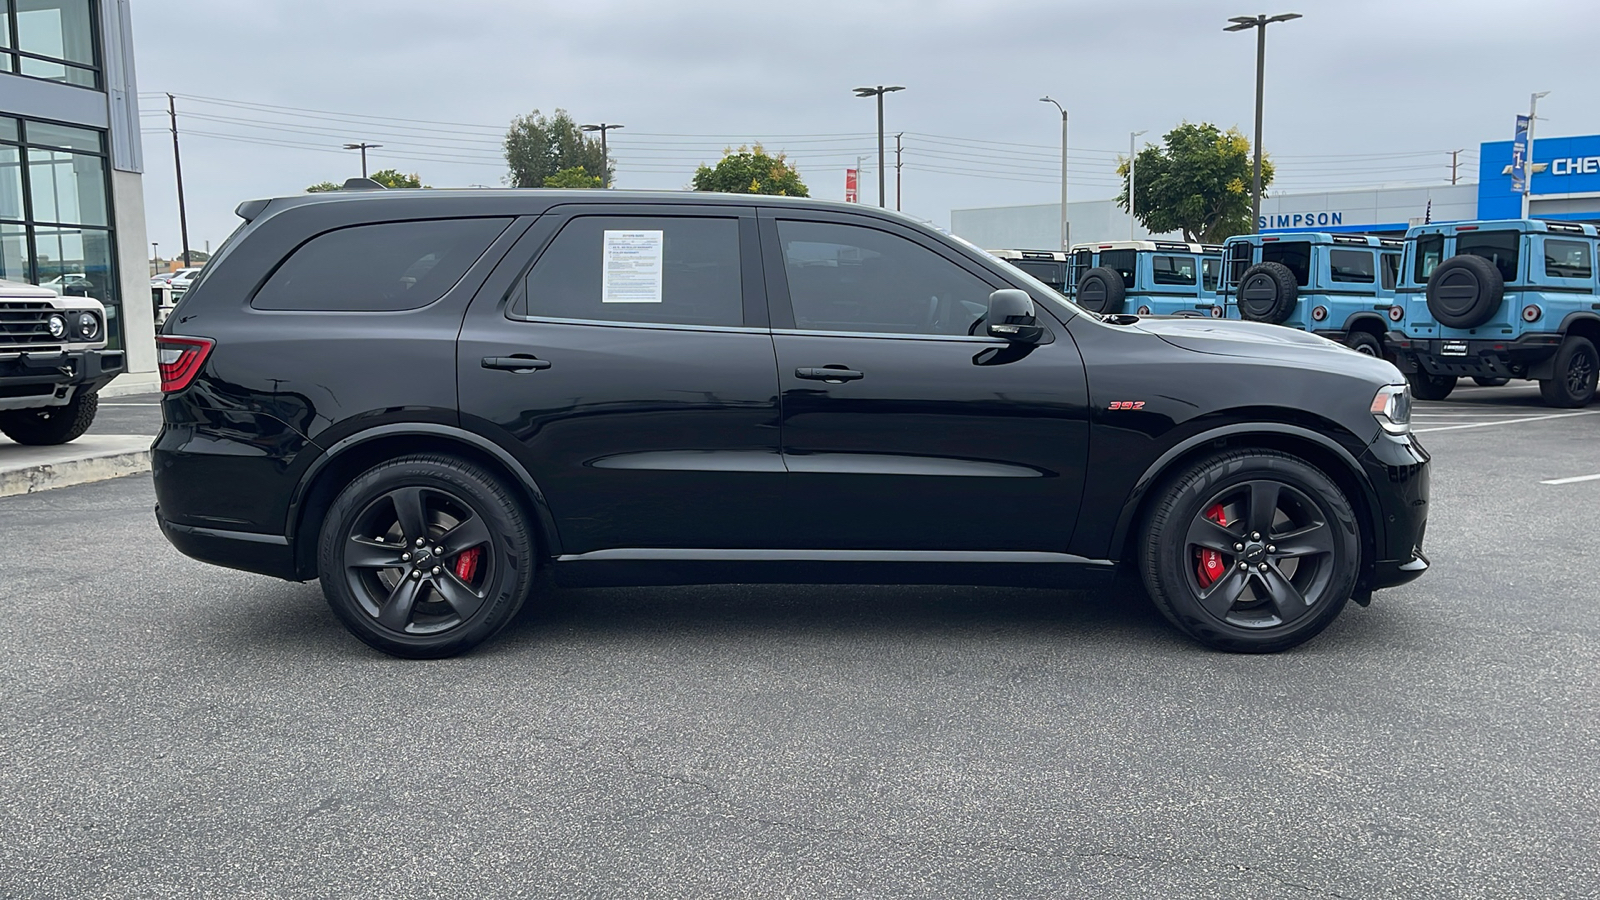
[986,289,1043,343]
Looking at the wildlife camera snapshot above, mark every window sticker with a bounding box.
[602,230,664,303]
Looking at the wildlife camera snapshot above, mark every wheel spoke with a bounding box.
[1259,564,1312,623]
[439,514,492,556]
[1247,481,1282,537]
[432,572,486,620]
[1272,521,1335,559]
[1197,566,1250,619]
[1186,515,1239,553]
[391,487,430,541]
[345,536,407,570]
[376,575,425,631]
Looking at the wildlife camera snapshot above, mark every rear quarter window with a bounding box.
[1544,239,1593,280]
[252,218,511,311]
[1329,249,1375,283]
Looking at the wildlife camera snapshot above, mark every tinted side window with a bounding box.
[1099,249,1136,287]
[521,216,743,327]
[253,218,510,311]
[1415,234,1444,282]
[1261,241,1311,286]
[1013,259,1065,291]
[1544,239,1593,280]
[1457,230,1519,283]
[777,219,992,336]
[1329,249,1376,283]
[1202,258,1221,292]
[1381,253,1400,290]
[1151,254,1196,286]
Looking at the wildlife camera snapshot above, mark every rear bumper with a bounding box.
[156,505,300,581]
[1387,332,1562,379]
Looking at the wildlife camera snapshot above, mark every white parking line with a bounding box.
[1541,472,1600,485]
[98,402,160,407]
[1414,410,1600,433]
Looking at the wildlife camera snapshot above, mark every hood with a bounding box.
[1129,316,1400,377]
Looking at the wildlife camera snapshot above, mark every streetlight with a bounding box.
[581,123,624,186]
[151,242,159,276]
[1225,12,1301,233]
[1040,96,1068,250]
[1521,92,1550,218]
[342,142,382,178]
[1128,130,1147,240]
[854,85,905,207]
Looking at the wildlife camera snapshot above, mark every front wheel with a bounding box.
[1139,450,1361,653]
[0,390,98,445]
[318,454,537,658]
[1538,336,1597,408]
[1407,371,1457,402]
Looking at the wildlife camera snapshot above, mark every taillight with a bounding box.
[1388,305,1404,322]
[1311,306,1329,322]
[1522,305,1542,322]
[157,336,214,393]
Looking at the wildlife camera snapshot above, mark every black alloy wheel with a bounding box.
[1538,336,1598,408]
[318,454,535,658]
[1140,450,1360,653]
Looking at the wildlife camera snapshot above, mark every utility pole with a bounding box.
[342,142,382,177]
[1450,149,1462,185]
[1522,91,1550,219]
[1040,96,1069,251]
[167,94,192,267]
[581,123,625,186]
[894,133,903,211]
[854,85,904,208]
[151,242,158,276]
[1226,13,1302,233]
[1129,130,1147,240]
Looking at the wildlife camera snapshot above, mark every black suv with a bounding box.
[154,190,1430,657]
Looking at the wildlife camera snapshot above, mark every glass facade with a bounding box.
[2,0,99,88]
[0,114,121,347]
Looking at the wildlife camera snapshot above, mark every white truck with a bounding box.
[0,279,122,445]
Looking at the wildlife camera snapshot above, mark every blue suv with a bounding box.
[1387,219,1600,406]
[1220,232,1403,358]
[1067,241,1224,317]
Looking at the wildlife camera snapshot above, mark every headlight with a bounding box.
[47,314,67,338]
[74,311,100,340]
[1370,384,1412,435]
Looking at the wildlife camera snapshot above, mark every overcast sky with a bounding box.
[132,0,1600,257]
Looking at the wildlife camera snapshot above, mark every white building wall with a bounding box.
[951,199,1177,251]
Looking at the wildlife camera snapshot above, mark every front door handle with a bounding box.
[482,355,552,372]
[795,366,863,382]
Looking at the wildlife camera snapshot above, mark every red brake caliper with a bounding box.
[453,547,482,583]
[1196,503,1228,587]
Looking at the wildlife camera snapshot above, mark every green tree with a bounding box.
[542,166,603,188]
[306,169,425,193]
[305,181,341,193]
[504,109,611,188]
[1116,122,1272,243]
[691,145,809,196]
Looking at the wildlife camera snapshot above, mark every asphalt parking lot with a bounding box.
[2,383,1597,898]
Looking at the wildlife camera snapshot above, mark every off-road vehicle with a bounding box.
[0,278,121,445]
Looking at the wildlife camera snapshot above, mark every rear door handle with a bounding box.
[482,355,552,372]
[795,366,863,382]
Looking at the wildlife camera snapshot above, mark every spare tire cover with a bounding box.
[1076,266,1127,314]
[1236,261,1298,324]
[1426,254,1504,329]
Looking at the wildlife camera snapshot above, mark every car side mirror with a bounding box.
[986,289,1043,343]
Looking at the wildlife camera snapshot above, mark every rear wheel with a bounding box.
[1139,450,1361,653]
[1538,336,1598,408]
[0,390,98,445]
[317,454,536,658]
[1407,371,1456,402]
[1472,376,1510,387]
[1345,332,1382,357]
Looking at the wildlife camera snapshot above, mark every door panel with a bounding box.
[457,207,784,553]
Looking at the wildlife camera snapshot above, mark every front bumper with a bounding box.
[1386,331,1562,380]
[0,348,125,409]
[1358,432,1431,596]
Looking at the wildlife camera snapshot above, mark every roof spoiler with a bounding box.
[341,177,386,190]
[235,198,270,221]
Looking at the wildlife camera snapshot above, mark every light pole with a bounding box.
[854,85,905,207]
[1040,96,1069,250]
[1128,130,1147,240]
[151,242,158,276]
[342,142,382,178]
[581,123,624,186]
[1521,91,1550,219]
[1225,12,1301,233]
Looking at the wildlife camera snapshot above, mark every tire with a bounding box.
[1537,336,1598,409]
[1138,450,1361,653]
[1345,332,1382,357]
[1407,371,1456,401]
[1425,255,1503,329]
[317,454,537,658]
[0,390,98,445]
[1472,376,1510,387]
[1075,266,1127,314]
[1236,262,1298,324]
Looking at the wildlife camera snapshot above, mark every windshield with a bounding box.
[950,235,1085,318]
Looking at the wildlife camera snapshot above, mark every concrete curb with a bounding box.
[101,373,160,398]
[0,435,153,498]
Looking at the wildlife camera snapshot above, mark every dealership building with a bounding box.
[2,0,154,385]
[951,131,1600,251]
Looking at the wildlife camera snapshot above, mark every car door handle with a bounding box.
[481,355,552,372]
[795,366,863,382]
